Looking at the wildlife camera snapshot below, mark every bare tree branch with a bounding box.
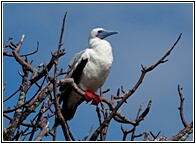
[3,56,29,141]
[3,86,20,102]
[3,37,13,56]
[169,122,193,141]
[82,125,94,141]
[177,85,189,127]
[168,84,193,141]
[12,35,36,73]
[52,12,70,141]
[20,42,39,57]
[34,103,49,141]
[89,33,182,141]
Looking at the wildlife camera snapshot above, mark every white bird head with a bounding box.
[89,28,118,40]
[89,28,118,48]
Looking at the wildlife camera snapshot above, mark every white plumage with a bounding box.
[59,28,118,120]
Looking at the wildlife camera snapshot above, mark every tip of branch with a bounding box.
[160,59,169,63]
[21,34,25,42]
[37,41,39,47]
[64,12,67,16]
[141,64,147,72]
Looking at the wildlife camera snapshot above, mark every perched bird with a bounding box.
[59,28,118,121]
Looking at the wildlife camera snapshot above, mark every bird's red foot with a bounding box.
[84,91,100,105]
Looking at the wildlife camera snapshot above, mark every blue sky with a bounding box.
[3,2,193,141]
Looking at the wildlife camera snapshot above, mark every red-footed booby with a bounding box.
[59,28,118,121]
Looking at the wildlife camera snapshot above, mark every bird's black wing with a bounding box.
[59,58,88,120]
[59,58,88,103]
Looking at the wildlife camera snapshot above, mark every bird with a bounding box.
[59,28,118,121]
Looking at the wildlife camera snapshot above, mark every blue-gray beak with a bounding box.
[97,30,119,39]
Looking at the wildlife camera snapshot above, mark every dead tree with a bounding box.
[3,12,193,141]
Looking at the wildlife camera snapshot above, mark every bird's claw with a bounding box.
[84,91,100,105]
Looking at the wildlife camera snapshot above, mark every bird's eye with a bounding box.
[98,30,103,33]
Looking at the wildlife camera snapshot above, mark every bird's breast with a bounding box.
[79,50,113,92]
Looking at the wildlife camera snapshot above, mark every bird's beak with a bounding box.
[97,30,119,39]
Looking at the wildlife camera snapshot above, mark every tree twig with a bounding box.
[177,85,189,127]
[3,86,21,102]
[82,125,94,141]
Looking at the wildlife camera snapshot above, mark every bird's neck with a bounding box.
[89,37,101,48]
[89,38,113,63]
[89,38,111,49]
